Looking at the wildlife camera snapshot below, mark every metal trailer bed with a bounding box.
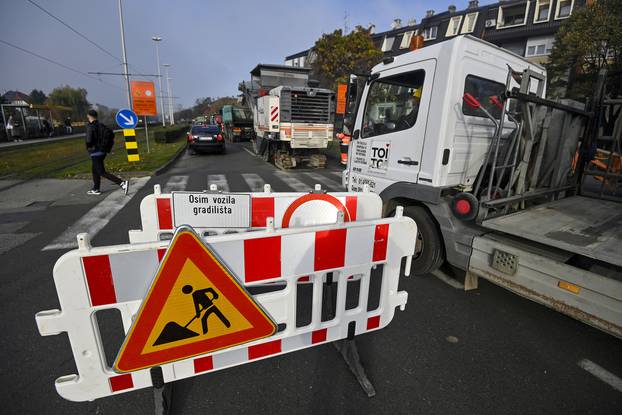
[481,196,622,268]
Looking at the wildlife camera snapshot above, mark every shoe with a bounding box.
[120,180,129,195]
[87,189,101,195]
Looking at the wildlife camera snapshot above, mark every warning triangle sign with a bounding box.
[114,227,276,372]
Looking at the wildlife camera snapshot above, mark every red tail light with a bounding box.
[187,134,193,142]
[217,134,223,141]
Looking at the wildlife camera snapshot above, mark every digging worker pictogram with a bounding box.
[183,284,231,334]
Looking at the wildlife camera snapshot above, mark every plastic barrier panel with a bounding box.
[36,211,416,401]
[128,183,381,243]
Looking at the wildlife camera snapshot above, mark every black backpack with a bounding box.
[98,123,115,153]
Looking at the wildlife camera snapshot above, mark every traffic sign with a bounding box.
[115,108,138,129]
[114,226,277,372]
[130,81,158,116]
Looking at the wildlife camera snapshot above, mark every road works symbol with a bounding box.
[114,226,276,372]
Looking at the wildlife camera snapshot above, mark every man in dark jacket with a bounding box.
[85,109,128,195]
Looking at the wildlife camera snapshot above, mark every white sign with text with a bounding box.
[172,192,251,228]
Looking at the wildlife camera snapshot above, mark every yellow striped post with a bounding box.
[123,129,140,162]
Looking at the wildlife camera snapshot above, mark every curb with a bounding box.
[155,143,187,176]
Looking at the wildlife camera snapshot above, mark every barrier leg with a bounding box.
[151,367,173,415]
[325,278,376,398]
[333,339,376,397]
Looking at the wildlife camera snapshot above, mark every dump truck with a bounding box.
[342,35,622,338]
[220,104,254,142]
[239,64,335,169]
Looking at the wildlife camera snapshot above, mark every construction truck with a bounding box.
[342,35,622,338]
[220,104,254,142]
[239,64,335,169]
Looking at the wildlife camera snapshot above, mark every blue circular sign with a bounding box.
[115,108,138,129]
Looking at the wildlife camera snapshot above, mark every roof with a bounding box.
[250,64,311,76]
[285,50,310,60]
[2,90,30,103]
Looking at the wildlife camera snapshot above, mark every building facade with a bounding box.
[284,0,584,68]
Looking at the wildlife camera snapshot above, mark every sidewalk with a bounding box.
[0,132,86,150]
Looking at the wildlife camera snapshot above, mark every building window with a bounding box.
[555,0,573,19]
[534,0,550,23]
[497,2,530,28]
[423,26,438,40]
[446,16,463,37]
[461,12,479,34]
[381,36,395,52]
[462,75,506,120]
[525,36,555,57]
[400,31,415,49]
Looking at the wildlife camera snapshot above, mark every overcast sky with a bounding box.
[0,0,495,110]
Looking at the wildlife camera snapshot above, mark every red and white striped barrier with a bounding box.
[35,210,416,401]
[128,183,380,243]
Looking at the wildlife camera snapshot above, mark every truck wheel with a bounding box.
[402,206,445,276]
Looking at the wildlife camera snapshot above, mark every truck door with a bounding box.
[347,59,435,194]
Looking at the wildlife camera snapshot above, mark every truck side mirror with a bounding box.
[463,93,481,110]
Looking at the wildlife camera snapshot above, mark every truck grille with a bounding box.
[284,91,332,123]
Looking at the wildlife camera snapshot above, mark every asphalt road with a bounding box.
[0,142,620,414]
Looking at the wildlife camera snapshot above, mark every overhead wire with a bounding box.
[0,39,125,91]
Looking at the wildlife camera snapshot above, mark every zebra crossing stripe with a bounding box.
[305,172,342,191]
[207,174,230,192]
[241,173,265,192]
[163,175,189,193]
[273,171,310,192]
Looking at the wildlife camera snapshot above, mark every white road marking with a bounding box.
[305,172,343,191]
[242,146,256,157]
[241,173,265,192]
[207,174,230,192]
[273,171,310,192]
[329,170,343,180]
[431,270,465,289]
[163,175,189,193]
[578,359,622,392]
[42,176,150,250]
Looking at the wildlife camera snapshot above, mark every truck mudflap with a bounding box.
[468,234,622,338]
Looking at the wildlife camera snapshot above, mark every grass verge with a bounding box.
[0,126,187,179]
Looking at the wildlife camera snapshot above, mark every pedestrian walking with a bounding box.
[85,109,129,196]
[7,115,22,142]
[6,115,14,141]
[64,116,72,135]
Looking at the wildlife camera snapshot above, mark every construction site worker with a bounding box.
[337,132,351,165]
[182,285,231,334]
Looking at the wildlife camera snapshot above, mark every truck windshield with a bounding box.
[361,69,425,138]
[232,108,252,121]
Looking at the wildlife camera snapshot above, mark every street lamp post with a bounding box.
[117,0,132,108]
[151,36,166,127]
[163,64,174,125]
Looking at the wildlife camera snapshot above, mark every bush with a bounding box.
[154,125,188,143]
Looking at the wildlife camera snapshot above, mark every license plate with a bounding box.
[199,136,212,141]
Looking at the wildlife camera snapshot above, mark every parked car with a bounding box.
[187,124,225,154]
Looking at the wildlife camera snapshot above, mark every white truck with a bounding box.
[343,35,622,337]
[239,64,335,169]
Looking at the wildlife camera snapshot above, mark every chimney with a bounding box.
[468,0,479,9]
[425,9,435,18]
[407,18,417,26]
[368,23,376,34]
[448,5,456,14]
[390,18,402,30]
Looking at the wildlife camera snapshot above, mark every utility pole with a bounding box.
[152,36,166,127]
[118,0,132,108]
[163,64,174,125]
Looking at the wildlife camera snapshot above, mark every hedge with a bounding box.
[153,125,189,143]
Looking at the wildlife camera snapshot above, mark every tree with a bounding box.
[29,89,47,105]
[311,27,383,90]
[547,0,622,99]
[46,85,90,119]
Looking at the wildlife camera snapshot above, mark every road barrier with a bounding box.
[36,210,416,401]
[128,183,381,243]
